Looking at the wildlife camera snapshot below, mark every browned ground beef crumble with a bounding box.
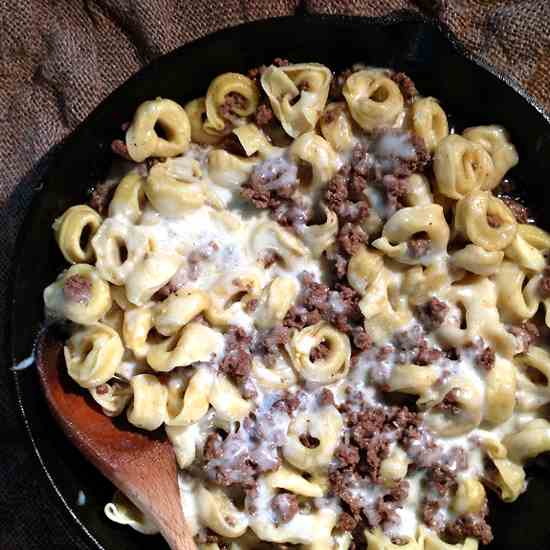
[63,275,91,304]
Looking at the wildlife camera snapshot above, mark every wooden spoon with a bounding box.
[35,326,195,550]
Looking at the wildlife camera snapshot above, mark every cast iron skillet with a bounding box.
[9,11,550,550]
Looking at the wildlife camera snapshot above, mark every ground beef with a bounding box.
[428,464,458,496]
[195,529,224,545]
[283,273,363,334]
[415,340,443,365]
[325,172,349,209]
[500,196,530,224]
[422,499,444,531]
[256,325,291,356]
[352,327,372,351]
[393,325,442,365]
[273,57,290,67]
[336,511,358,532]
[435,389,462,415]
[203,432,224,460]
[476,346,495,371]
[416,297,449,332]
[254,102,274,126]
[153,264,187,299]
[333,402,421,487]
[508,320,540,352]
[310,341,330,362]
[111,138,131,160]
[241,156,298,209]
[375,480,410,527]
[260,250,279,268]
[239,376,258,399]
[336,444,360,467]
[219,326,252,379]
[271,493,299,524]
[445,511,493,545]
[486,214,502,228]
[299,433,321,448]
[326,248,349,280]
[301,272,330,310]
[219,92,247,120]
[88,180,118,215]
[318,388,335,407]
[382,174,409,214]
[244,298,258,314]
[283,306,322,330]
[272,392,301,415]
[205,405,288,487]
[539,267,550,298]
[330,409,414,532]
[390,72,417,103]
[407,235,431,258]
[63,275,91,304]
[338,223,367,256]
[95,383,109,395]
[272,200,310,228]
[369,129,431,178]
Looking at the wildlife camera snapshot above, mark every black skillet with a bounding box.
[8,11,550,550]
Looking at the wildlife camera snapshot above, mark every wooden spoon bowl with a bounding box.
[35,326,195,550]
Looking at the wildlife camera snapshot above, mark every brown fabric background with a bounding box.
[0,1,548,549]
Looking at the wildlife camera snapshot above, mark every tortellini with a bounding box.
[145,157,207,217]
[320,102,356,152]
[165,368,214,426]
[372,204,450,265]
[288,132,339,187]
[450,244,503,276]
[420,375,483,436]
[126,98,191,162]
[261,63,332,137]
[462,125,519,190]
[485,358,516,425]
[208,149,259,188]
[204,72,260,133]
[433,135,493,199]
[297,206,339,257]
[109,171,147,223]
[411,97,449,152]
[44,263,112,324]
[249,220,308,268]
[197,485,249,538]
[503,418,550,463]
[53,204,103,264]
[454,191,517,251]
[91,218,149,285]
[253,276,299,329]
[146,322,224,372]
[185,97,224,145]
[127,373,168,430]
[64,323,124,389]
[343,69,404,130]
[153,289,210,336]
[287,322,351,384]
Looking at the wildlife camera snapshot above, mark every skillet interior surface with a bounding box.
[9,12,550,550]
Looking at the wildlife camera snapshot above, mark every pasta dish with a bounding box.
[43,59,550,549]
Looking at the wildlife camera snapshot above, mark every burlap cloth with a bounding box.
[1,1,549,548]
